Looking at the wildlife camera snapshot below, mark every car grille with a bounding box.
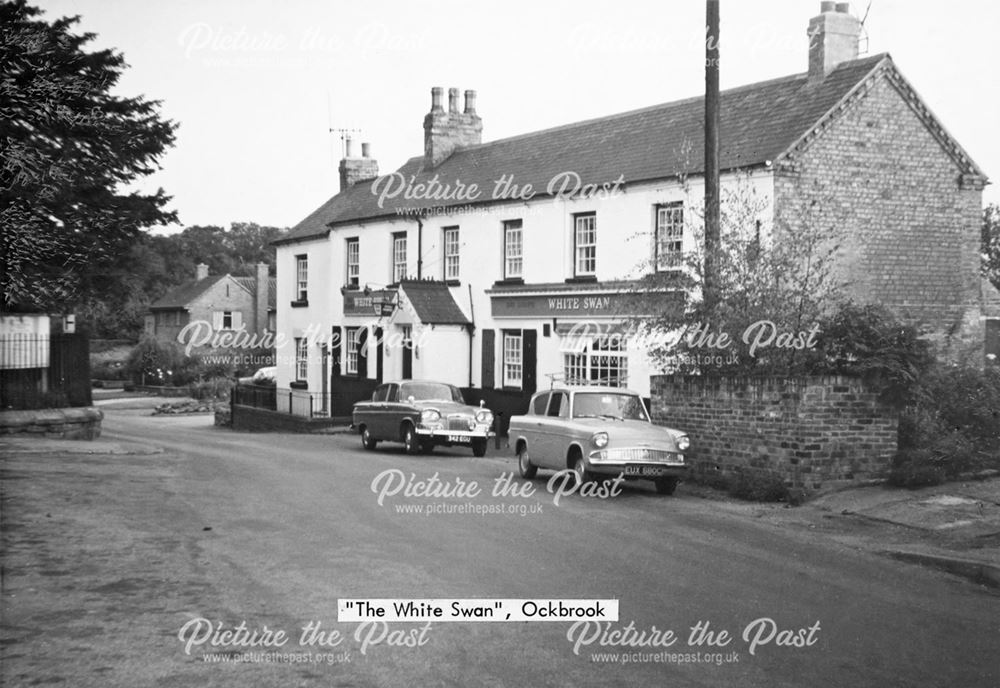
[447,415,473,431]
[595,448,682,463]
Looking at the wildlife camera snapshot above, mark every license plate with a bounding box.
[447,435,470,443]
[624,465,666,477]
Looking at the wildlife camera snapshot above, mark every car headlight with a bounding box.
[475,410,493,424]
[420,409,441,423]
[676,434,690,452]
[592,432,609,448]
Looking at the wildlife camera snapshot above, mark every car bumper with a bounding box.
[587,448,688,478]
[415,427,494,444]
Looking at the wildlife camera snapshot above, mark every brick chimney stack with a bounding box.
[807,1,861,84]
[255,262,269,333]
[423,86,482,168]
[338,134,379,192]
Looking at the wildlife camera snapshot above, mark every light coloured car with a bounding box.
[508,386,690,495]
[352,380,494,457]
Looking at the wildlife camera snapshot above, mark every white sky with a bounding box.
[34,0,1000,231]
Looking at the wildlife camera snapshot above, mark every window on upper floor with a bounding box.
[574,213,597,277]
[213,310,242,331]
[346,238,360,287]
[295,255,308,302]
[392,233,407,283]
[503,219,523,279]
[443,226,460,281]
[654,202,684,271]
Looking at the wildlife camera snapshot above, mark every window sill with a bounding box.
[501,385,523,392]
[290,299,309,308]
[290,381,308,390]
[565,275,598,284]
[443,279,461,287]
[341,285,361,293]
[493,278,524,287]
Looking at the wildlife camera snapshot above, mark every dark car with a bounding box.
[352,380,494,457]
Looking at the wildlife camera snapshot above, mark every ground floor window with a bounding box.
[345,327,360,375]
[503,331,523,388]
[294,337,308,381]
[564,336,627,387]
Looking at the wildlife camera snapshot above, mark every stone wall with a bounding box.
[650,375,897,490]
[0,408,103,440]
[230,404,345,433]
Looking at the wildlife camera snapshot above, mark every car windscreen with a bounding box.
[399,382,464,403]
[572,392,649,421]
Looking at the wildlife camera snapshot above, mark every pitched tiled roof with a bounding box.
[150,275,226,310]
[401,280,471,325]
[279,54,889,245]
[233,276,278,310]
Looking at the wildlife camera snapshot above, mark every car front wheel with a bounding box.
[517,443,537,479]
[403,425,421,455]
[471,439,488,458]
[654,477,678,495]
[361,427,377,451]
[572,455,593,486]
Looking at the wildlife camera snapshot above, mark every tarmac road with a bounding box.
[1,405,998,687]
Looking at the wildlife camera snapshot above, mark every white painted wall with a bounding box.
[275,169,775,399]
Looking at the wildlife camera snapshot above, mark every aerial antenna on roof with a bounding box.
[326,91,361,160]
[857,1,872,55]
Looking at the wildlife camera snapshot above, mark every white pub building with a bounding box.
[273,5,993,423]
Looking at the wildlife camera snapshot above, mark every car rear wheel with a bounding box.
[403,424,420,455]
[361,427,378,451]
[471,439,487,458]
[517,443,537,479]
[654,477,678,495]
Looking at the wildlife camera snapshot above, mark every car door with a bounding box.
[517,391,548,463]
[371,383,398,439]
[534,391,569,469]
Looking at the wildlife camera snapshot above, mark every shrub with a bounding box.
[125,338,200,386]
[189,376,234,401]
[727,468,790,502]
[810,302,935,405]
[886,448,946,488]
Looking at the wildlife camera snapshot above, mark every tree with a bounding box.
[983,203,1000,292]
[0,0,177,311]
[634,173,842,376]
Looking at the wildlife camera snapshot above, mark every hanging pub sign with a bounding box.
[343,289,396,316]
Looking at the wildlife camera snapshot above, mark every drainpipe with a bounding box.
[416,217,423,279]
[467,283,475,388]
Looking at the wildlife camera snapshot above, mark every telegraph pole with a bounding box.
[704,0,721,315]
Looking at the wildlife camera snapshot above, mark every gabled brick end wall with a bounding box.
[650,375,898,490]
[775,68,986,364]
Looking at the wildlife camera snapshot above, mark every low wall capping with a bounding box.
[0,407,104,440]
[650,375,898,490]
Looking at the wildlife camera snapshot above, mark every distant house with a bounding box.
[145,262,276,350]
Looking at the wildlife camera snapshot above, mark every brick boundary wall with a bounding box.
[650,375,898,490]
[0,408,103,440]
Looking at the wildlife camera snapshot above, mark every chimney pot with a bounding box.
[448,87,459,114]
[344,135,355,158]
[430,86,443,112]
[361,142,371,158]
[835,2,849,12]
[464,89,477,114]
[820,1,835,11]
